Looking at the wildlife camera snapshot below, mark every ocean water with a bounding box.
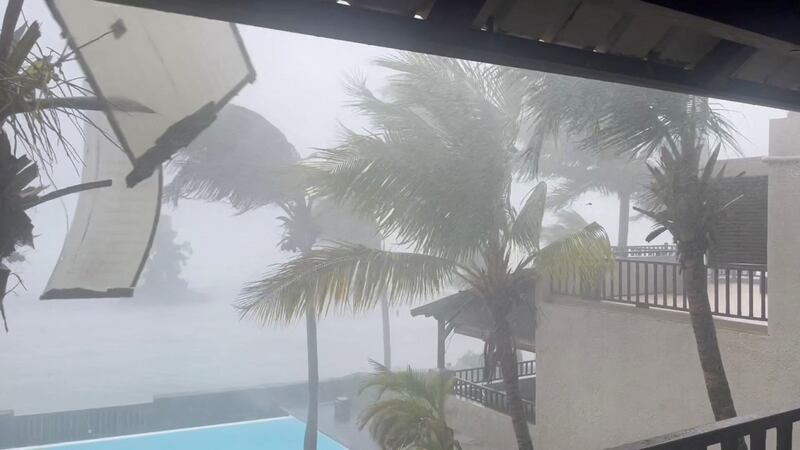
[0,285,481,414]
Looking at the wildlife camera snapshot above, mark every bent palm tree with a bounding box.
[525,75,742,426]
[239,54,614,450]
[166,104,379,450]
[359,361,461,450]
[539,147,648,249]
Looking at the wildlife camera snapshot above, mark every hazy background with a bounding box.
[0,1,786,415]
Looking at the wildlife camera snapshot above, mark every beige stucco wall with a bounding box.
[446,397,536,450]
[534,113,800,450]
[535,297,794,449]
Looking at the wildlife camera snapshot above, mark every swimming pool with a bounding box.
[15,417,348,450]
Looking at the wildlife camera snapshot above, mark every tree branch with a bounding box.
[23,179,112,209]
[0,0,24,63]
[9,96,154,115]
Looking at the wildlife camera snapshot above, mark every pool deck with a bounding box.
[286,401,379,450]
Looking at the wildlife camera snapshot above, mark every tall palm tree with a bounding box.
[524,75,743,427]
[359,361,462,450]
[239,54,614,450]
[165,104,380,450]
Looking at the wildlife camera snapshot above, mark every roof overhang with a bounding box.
[412,290,536,352]
[100,0,800,111]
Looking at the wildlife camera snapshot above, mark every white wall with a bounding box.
[534,114,800,450]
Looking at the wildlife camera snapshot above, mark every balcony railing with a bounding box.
[451,360,536,384]
[553,258,768,322]
[608,403,800,449]
[452,378,535,424]
[614,244,677,258]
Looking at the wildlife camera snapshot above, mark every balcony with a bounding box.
[554,245,768,323]
[450,360,536,424]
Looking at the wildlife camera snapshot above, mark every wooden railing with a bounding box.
[451,360,535,384]
[452,378,535,424]
[614,244,677,258]
[553,258,768,322]
[607,403,800,449]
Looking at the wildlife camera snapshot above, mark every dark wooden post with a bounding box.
[437,318,446,370]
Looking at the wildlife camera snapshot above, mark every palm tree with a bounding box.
[359,361,462,450]
[538,146,648,249]
[524,75,743,427]
[239,54,614,450]
[165,104,380,450]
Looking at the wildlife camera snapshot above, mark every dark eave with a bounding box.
[100,0,800,111]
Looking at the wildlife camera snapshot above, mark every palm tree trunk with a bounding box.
[493,313,533,450]
[617,191,631,250]
[380,296,391,368]
[684,255,738,420]
[304,305,319,450]
[684,254,746,450]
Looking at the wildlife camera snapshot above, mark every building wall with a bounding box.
[534,296,790,449]
[446,397,536,450]
[534,113,800,450]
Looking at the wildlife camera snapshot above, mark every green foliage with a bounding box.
[635,144,739,262]
[311,55,519,263]
[359,362,462,450]
[238,243,458,325]
[519,74,738,167]
[165,104,301,212]
[0,132,35,262]
[541,209,589,245]
[240,54,614,327]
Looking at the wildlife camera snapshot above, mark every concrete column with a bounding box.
[766,112,800,337]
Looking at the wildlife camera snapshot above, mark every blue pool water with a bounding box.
[24,417,347,450]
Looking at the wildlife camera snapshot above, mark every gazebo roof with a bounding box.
[411,288,536,352]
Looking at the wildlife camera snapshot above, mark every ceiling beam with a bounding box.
[692,40,757,89]
[427,0,486,26]
[100,0,800,111]
[642,1,800,47]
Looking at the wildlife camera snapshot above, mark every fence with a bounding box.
[0,375,362,449]
[452,378,535,424]
[451,360,536,384]
[553,258,768,322]
[613,244,677,258]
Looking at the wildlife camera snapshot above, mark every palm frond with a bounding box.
[508,182,547,252]
[165,104,300,212]
[359,362,460,450]
[541,209,589,245]
[309,107,512,262]
[523,73,740,165]
[237,243,458,325]
[535,222,614,281]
